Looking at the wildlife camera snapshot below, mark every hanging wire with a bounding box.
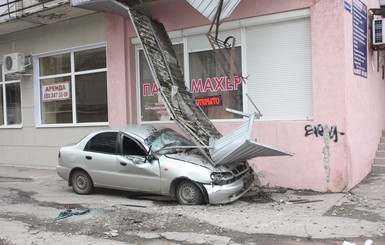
[206,0,262,118]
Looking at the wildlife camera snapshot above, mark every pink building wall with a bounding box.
[344,0,385,187]
[106,0,385,191]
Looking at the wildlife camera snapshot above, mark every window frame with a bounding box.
[136,40,185,124]
[0,63,23,129]
[119,133,148,156]
[187,45,244,120]
[34,42,108,128]
[84,132,118,155]
[134,8,312,123]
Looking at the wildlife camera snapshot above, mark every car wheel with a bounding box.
[71,170,94,195]
[176,180,204,205]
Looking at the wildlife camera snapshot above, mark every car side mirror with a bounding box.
[144,145,154,163]
[145,154,154,163]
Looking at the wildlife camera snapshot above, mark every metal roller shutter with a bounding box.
[245,18,313,120]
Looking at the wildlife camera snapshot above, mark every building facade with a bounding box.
[1,0,384,192]
[0,1,107,167]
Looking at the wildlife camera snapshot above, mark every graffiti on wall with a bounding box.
[304,124,345,143]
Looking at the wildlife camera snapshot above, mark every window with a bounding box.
[245,18,312,120]
[0,65,22,126]
[189,47,243,119]
[122,136,146,156]
[139,44,184,122]
[0,84,2,126]
[136,10,312,122]
[85,132,118,154]
[37,45,108,125]
[146,128,194,155]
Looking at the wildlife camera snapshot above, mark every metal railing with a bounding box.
[0,0,63,20]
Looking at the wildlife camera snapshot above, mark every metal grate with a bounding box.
[374,19,383,44]
[0,0,57,19]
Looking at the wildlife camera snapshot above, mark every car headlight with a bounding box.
[210,172,233,185]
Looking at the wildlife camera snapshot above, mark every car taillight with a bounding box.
[58,151,61,159]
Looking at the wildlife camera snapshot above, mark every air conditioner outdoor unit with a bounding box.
[373,18,385,46]
[3,53,25,75]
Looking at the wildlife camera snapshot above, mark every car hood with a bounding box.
[164,152,228,172]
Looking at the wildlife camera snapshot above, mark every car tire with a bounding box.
[71,170,94,195]
[176,180,204,205]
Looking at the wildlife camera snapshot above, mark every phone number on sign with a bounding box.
[43,91,70,101]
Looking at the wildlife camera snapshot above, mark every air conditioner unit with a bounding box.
[373,18,385,46]
[3,53,25,75]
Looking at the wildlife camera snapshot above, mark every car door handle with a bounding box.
[120,162,127,166]
[86,156,92,160]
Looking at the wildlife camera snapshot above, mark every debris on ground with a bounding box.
[241,190,275,204]
[112,204,147,208]
[279,199,323,205]
[54,209,91,221]
[0,237,12,245]
[103,229,119,238]
[134,195,176,202]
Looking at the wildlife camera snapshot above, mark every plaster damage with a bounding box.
[323,126,331,186]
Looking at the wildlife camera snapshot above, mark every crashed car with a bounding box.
[57,124,255,205]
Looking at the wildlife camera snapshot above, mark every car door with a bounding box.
[115,133,161,193]
[82,131,120,187]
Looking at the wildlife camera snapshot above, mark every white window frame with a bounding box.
[133,9,312,123]
[135,40,184,124]
[34,42,108,128]
[0,63,23,129]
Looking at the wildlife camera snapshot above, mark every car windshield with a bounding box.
[145,128,196,155]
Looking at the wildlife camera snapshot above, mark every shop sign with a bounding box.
[190,76,242,93]
[42,82,71,102]
[144,102,168,115]
[142,76,242,97]
[352,0,367,78]
[195,95,222,107]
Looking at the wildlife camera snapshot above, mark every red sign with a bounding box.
[191,76,242,93]
[142,76,242,97]
[195,95,222,107]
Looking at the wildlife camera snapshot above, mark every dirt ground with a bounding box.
[0,166,384,245]
[0,186,307,245]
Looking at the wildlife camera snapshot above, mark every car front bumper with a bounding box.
[203,171,255,205]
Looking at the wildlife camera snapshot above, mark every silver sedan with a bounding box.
[56,125,255,205]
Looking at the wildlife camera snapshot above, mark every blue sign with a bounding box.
[352,0,368,78]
